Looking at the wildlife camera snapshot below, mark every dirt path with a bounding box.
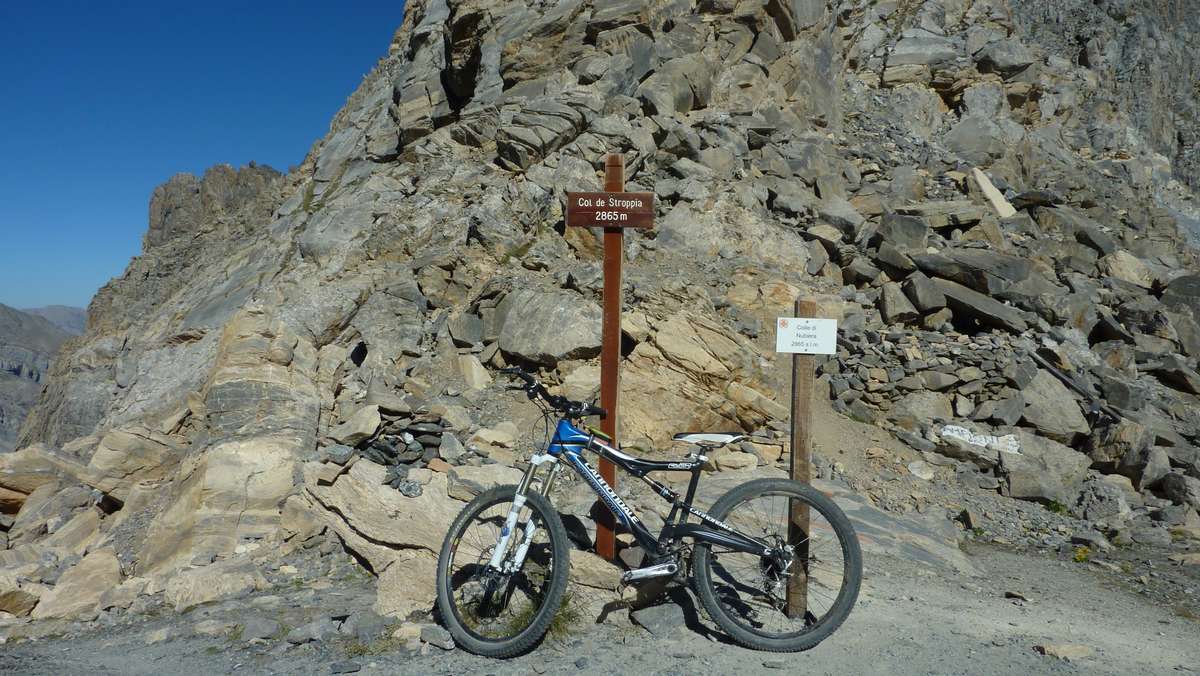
[3,541,1195,676]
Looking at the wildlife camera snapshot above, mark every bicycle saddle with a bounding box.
[672,432,745,445]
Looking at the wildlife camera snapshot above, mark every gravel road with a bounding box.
[3,542,1195,676]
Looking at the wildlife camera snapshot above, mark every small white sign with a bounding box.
[775,317,838,355]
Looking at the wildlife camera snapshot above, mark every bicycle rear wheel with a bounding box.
[435,485,569,657]
[692,478,861,652]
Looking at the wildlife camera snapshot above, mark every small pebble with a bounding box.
[330,661,361,674]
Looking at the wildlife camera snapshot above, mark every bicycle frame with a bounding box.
[544,418,772,559]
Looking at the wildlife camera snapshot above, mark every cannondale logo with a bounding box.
[576,456,641,526]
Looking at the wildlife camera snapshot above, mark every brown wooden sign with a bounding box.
[558,155,654,562]
[565,191,654,229]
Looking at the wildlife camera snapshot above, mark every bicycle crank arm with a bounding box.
[620,561,678,584]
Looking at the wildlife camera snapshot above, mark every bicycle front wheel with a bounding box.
[435,485,569,657]
[692,478,862,652]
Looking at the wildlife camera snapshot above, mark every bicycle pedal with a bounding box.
[620,562,679,584]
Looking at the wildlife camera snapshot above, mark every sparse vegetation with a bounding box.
[1072,546,1091,563]
[340,626,406,658]
[547,590,584,640]
[1047,500,1068,515]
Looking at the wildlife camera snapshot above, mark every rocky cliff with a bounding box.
[0,305,74,453]
[2,0,1199,627]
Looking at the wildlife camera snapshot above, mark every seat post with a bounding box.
[682,464,703,507]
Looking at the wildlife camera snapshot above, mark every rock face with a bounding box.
[3,0,1200,633]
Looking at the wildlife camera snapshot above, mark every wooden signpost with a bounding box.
[565,154,653,561]
[775,299,838,619]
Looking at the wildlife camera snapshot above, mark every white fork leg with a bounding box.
[487,493,528,570]
[507,520,540,573]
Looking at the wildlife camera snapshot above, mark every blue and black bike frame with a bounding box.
[546,418,770,559]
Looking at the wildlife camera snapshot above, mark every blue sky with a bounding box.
[0,1,403,310]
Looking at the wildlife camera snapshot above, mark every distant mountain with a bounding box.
[0,304,73,452]
[21,305,87,335]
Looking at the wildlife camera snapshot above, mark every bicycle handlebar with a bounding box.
[500,367,606,418]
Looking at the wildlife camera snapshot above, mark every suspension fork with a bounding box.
[487,453,561,572]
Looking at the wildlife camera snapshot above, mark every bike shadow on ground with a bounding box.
[596,579,737,646]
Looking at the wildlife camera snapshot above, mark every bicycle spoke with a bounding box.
[443,496,559,643]
[701,488,854,640]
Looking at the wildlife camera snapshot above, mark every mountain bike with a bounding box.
[435,367,862,657]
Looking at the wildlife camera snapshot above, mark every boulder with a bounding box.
[895,201,985,230]
[99,577,150,611]
[879,282,919,324]
[931,278,1027,333]
[497,289,602,365]
[1162,274,1200,316]
[329,405,382,446]
[887,391,953,431]
[876,213,929,252]
[306,460,463,572]
[569,550,622,591]
[935,435,998,469]
[889,34,958,66]
[914,249,1038,296]
[922,371,959,391]
[457,354,492,390]
[0,444,62,495]
[631,602,687,637]
[817,197,865,235]
[1099,251,1153,288]
[41,507,101,555]
[1020,370,1089,443]
[1116,444,1171,491]
[1085,418,1151,468]
[902,272,947,313]
[164,560,269,612]
[438,433,466,462]
[713,450,758,471]
[943,116,1006,165]
[0,569,46,617]
[1072,478,1131,523]
[1157,473,1200,510]
[0,486,25,516]
[1146,354,1200,395]
[286,618,339,644]
[374,549,439,618]
[636,55,712,116]
[31,548,121,620]
[495,99,588,170]
[974,38,1036,75]
[470,421,519,448]
[875,242,916,273]
[448,313,483,347]
[1000,432,1090,505]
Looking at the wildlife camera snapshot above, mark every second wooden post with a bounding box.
[786,297,816,619]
